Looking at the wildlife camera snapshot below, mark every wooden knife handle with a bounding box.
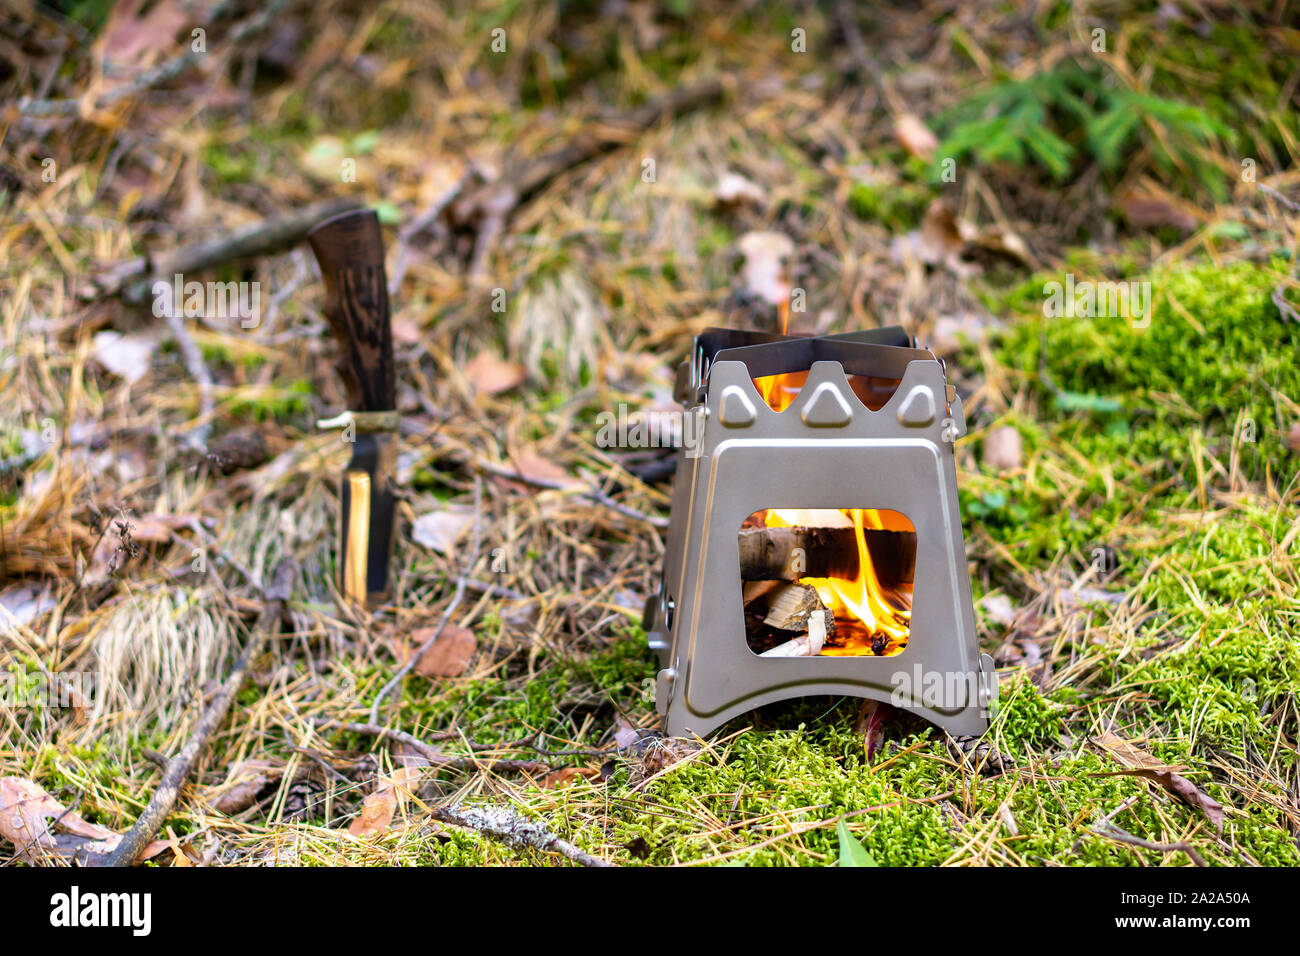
[308,209,395,412]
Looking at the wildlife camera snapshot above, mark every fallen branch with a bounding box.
[453,78,726,277]
[317,720,548,776]
[431,803,613,867]
[93,197,362,303]
[1090,820,1207,867]
[475,458,669,528]
[104,558,296,867]
[161,307,216,451]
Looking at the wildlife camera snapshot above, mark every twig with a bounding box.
[104,558,297,867]
[1272,286,1300,324]
[1090,820,1207,867]
[161,307,216,451]
[474,458,669,528]
[316,720,548,775]
[1257,182,1300,213]
[368,479,483,723]
[431,803,614,867]
[454,78,725,278]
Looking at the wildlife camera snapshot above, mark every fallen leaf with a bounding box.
[99,0,187,75]
[982,425,1023,473]
[92,331,156,384]
[1115,188,1199,232]
[1094,733,1224,830]
[736,230,795,307]
[510,451,582,488]
[612,714,655,754]
[0,776,167,864]
[893,200,1032,273]
[715,172,766,208]
[300,135,376,185]
[129,512,195,544]
[411,508,475,554]
[408,625,477,678]
[894,113,938,160]
[639,737,701,780]
[391,317,423,346]
[891,199,972,275]
[0,585,57,635]
[348,766,421,837]
[854,700,893,762]
[539,767,600,789]
[971,224,1033,266]
[464,350,526,396]
[979,593,1016,628]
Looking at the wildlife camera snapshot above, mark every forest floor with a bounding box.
[1,0,1298,866]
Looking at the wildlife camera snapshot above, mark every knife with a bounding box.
[307,209,397,605]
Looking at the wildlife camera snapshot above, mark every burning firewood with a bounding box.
[762,582,832,632]
[760,612,827,658]
[743,581,835,656]
[737,526,915,582]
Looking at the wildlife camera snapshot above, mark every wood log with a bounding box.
[760,612,828,658]
[762,582,826,630]
[743,580,835,655]
[737,526,915,582]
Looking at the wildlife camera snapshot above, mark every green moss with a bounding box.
[847,178,929,228]
[220,379,313,422]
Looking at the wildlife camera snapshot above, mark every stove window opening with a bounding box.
[738,507,915,658]
[752,371,904,413]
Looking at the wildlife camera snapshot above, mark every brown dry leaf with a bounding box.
[982,425,1023,473]
[0,776,167,864]
[971,225,1033,266]
[410,625,477,678]
[736,231,794,307]
[130,513,195,544]
[464,350,526,396]
[894,200,1032,273]
[539,767,600,789]
[894,113,938,160]
[205,757,287,815]
[892,199,971,274]
[99,0,188,74]
[1115,188,1199,231]
[348,766,422,838]
[410,508,475,554]
[640,737,701,780]
[511,450,582,489]
[1094,733,1224,830]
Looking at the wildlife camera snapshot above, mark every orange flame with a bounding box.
[752,363,912,656]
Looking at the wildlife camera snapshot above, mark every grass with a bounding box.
[1,0,1297,866]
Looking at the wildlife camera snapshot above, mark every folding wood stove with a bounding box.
[643,327,997,737]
